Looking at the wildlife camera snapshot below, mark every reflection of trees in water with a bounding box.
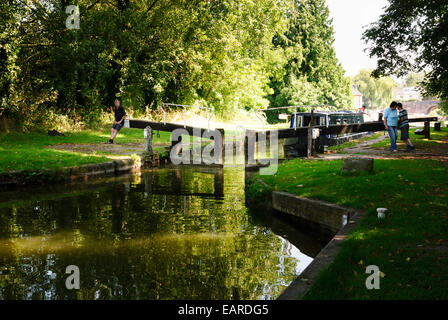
[0,168,301,300]
[0,233,298,300]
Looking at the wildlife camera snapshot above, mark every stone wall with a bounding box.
[0,158,136,188]
[272,191,357,234]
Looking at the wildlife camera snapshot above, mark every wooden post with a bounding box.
[144,173,152,199]
[424,121,431,139]
[435,122,441,132]
[257,131,267,159]
[214,169,224,198]
[307,127,313,158]
[244,135,249,164]
[255,132,259,159]
[217,128,225,165]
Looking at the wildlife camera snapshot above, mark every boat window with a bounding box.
[290,114,303,128]
[303,116,320,126]
[319,117,326,126]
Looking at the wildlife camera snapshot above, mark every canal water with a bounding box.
[0,166,326,300]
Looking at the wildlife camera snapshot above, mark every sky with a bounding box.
[326,0,389,77]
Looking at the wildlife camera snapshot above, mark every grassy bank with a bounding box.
[371,127,447,149]
[0,126,171,174]
[247,156,448,299]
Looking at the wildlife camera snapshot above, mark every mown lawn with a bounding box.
[247,156,448,299]
[0,126,171,174]
[371,127,448,149]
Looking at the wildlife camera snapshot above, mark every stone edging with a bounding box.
[272,191,355,234]
[277,196,365,300]
[0,158,137,188]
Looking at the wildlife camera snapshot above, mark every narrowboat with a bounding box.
[284,111,368,156]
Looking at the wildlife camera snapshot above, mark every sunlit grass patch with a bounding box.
[0,126,169,173]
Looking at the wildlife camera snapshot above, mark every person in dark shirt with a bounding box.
[107,99,126,144]
[397,102,415,151]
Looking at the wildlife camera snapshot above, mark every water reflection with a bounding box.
[0,167,324,300]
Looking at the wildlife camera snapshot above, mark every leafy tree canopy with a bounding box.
[0,0,353,128]
[268,0,353,113]
[363,0,448,112]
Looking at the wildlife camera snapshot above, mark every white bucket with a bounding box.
[377,208,388,219]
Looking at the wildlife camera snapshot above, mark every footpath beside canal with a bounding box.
[0,127,173,188]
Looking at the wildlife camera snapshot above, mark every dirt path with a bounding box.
[317,132,448,163]
[45,141,169,159]
[44,130,448,164]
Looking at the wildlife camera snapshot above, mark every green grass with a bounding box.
[247,156,448,299]
[371,127,448,149]
[0,126,172,174]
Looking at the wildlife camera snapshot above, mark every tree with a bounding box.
[363,0,448,113]
[0,0,293,127]
[352,69,397,109]
[405,72,425,88]
[268,0,353,114]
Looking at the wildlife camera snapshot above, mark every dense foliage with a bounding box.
[268,0,353,112]
[363,0,448,113]
[0,0,352,128]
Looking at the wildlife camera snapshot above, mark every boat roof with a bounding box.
[292,111,359,116]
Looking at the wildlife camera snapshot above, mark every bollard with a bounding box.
[377,208,387,219]
[424,121,431,139]
[123,119,130,128]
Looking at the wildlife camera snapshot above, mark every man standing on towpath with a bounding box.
[107,99,126,144]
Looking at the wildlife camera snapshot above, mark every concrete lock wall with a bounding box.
[270,190,364,299]
[272,191,353,233]
[0,159,137,188]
